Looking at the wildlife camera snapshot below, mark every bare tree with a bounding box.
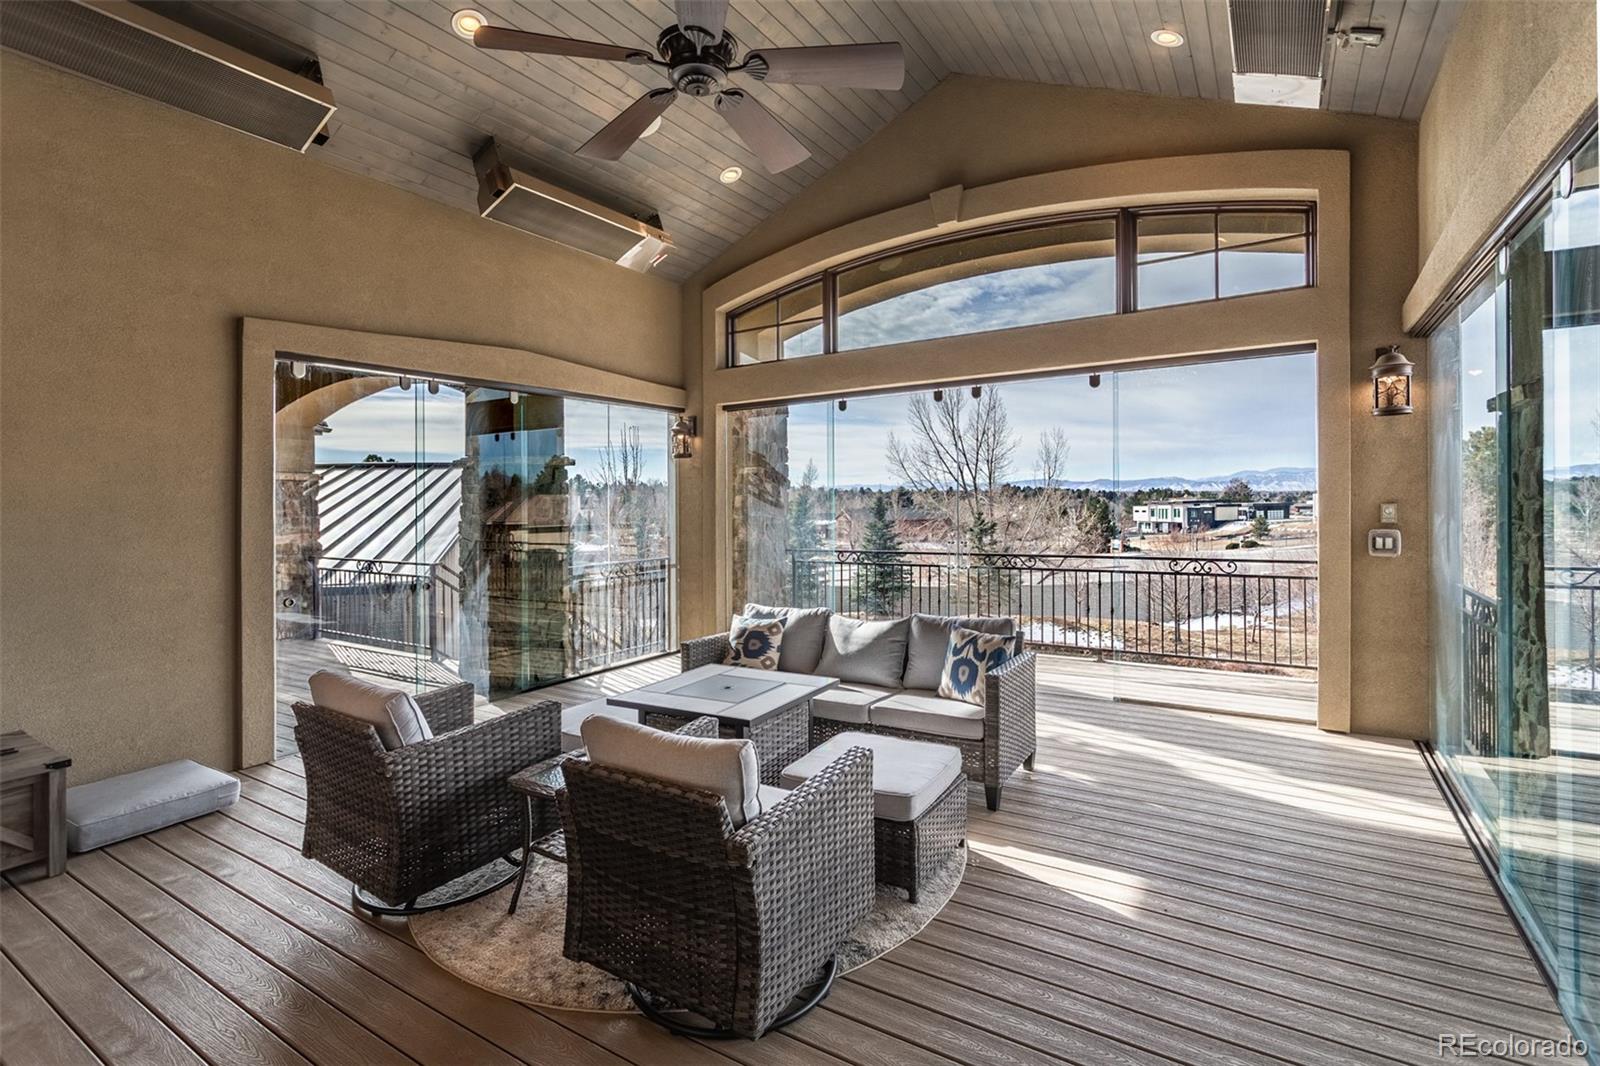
[594,425,644,557]
[887,390,1018,551]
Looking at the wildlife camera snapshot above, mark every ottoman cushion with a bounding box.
[811,684,896,724]
[781,732,962,822]
[66,760,239,853]
[560,699,640,752]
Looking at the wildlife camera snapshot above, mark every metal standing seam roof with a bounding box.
[316,462,463,574]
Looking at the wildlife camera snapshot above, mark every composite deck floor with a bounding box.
[3,657,1583,1065]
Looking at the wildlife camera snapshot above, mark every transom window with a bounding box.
[726,202,1315,366]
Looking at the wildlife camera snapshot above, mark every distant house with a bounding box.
[1292,494,1317,518]
[833,505,951,549]
[1133,497,1292,534]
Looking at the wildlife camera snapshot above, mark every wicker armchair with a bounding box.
[293,682,561,915]
[559,716,875,1039]
[682,633,1038,810]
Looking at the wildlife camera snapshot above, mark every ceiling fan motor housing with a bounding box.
[657,26,738,95]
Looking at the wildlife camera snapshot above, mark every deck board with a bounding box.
[5,656,1582,1065]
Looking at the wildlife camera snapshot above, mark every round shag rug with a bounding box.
[409,847,967,1011]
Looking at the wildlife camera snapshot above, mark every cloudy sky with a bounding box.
[784,350,1319,487]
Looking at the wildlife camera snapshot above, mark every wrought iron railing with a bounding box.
[570,557,674,673]
[315,554,673,674]
[788,549,1318,670]
[317,559,457,657]
[1456,566,1599,757]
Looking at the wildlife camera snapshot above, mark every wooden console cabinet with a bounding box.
[1,731,70,877]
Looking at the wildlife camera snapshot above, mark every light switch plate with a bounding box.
[1368,529,1403,557]
[1380,502,1399,524]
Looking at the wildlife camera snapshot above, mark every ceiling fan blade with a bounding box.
[714,90,809,173]
[473,25,647,63]
[744,43,905,90]
[676,0,728,43]
[576,90,677,161]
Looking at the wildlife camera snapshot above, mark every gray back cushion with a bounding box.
[816,615,911,688]
[904,614,1018,691]
[741,603,830,673]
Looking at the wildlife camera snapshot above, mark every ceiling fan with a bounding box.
[469,0,905,174]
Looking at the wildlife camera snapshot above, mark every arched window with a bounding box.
[726,202,1314,366]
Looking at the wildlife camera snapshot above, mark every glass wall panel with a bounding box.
[834,218,1116,352]
[1430,128,1599,1053]
[273,363,674,755]
[725,352,1318,696]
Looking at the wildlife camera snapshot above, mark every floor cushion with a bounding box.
[740,603,831,673]
[307,670,432,750]
[869,690,986,741]
[811,684,897,724]
[780,732,963,822]
[66,760,239,853]
[559,699,640,753]
[581,714,762,827]
[904,615,1017,691]
[816,615,910,688]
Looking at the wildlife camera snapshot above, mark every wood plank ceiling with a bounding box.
[214,1,1463,280]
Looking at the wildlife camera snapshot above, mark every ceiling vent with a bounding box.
[1227,0,1332,108]
[0,0,335,151]
[472,140,671,273]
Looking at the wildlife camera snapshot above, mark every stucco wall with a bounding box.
[1409,0,1597,326]
[681,76,1428,739]
[0,56,682,784]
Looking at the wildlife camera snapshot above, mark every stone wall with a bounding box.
[728,406,791,611]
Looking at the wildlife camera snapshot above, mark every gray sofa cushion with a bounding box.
[741,603,830,673]
[781,731,963,822]
[66,760,239,853]
[811,684,897,724]
[816,615,910,688]
[869,689,986,740]
[904,614,1018,691]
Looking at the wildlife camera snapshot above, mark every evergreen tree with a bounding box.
[787,461,823,604]
[1251,512,1271,538]
[861,492,909,616]
[1079,496,1118,553]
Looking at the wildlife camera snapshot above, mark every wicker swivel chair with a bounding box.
[294,681,560,915]
[559,717,876,1039]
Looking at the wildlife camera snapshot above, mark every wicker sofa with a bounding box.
[560,715,875,1039]
[294,681,561,914]
[684,609,1037,810]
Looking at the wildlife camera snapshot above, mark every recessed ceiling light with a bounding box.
[640,116,663,138]
[719,165,743,184]
[451,9,486,40]
[1150,28,1185,48]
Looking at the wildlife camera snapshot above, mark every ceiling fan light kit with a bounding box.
[466,0,905,173]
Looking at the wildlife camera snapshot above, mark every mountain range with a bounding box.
[1015,466,1318,492]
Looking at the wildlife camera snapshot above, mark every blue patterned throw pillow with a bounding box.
[937,627,1014,706]
[726,615,787,670]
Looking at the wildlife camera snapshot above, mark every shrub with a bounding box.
[1224,541,1241,550]
[1240,538,1261,548]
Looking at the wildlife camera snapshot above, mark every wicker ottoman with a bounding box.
[781,732,966,903]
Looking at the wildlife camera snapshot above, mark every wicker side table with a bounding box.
[506,751,572,914]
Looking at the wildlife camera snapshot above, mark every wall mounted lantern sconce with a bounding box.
[1370,345,1415,415]
[670,414,697,460]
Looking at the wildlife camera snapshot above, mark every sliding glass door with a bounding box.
[273,362,674,755]
[1430,128,1598,1050]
